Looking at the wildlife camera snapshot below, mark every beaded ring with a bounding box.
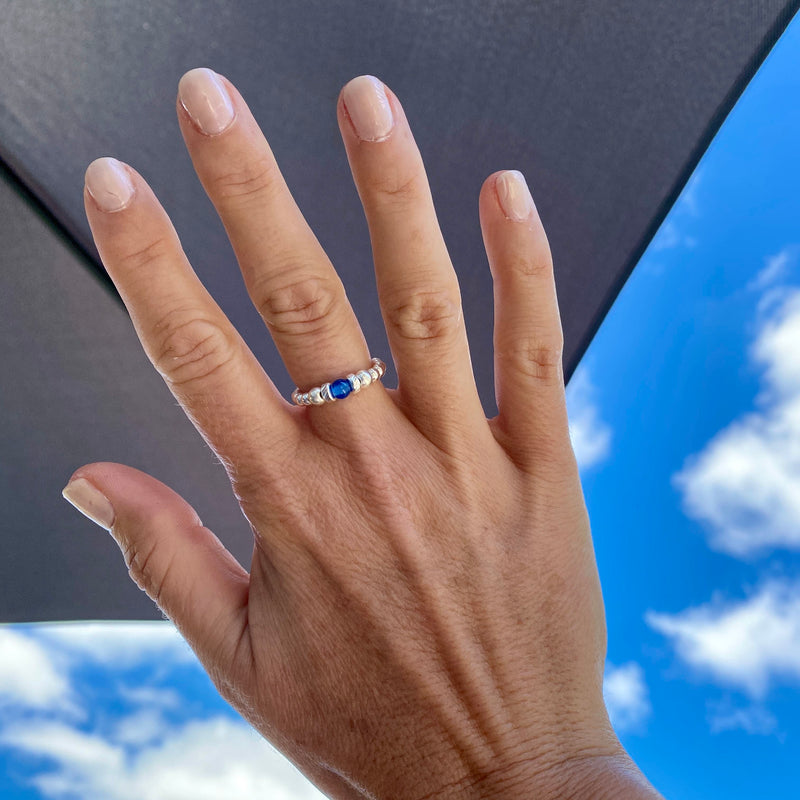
[291,357,386,406]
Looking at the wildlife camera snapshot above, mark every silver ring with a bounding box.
[291,357,386,406]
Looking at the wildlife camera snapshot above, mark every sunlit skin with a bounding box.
[67,68,664,799]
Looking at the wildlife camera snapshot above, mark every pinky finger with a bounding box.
[479,170,572,473]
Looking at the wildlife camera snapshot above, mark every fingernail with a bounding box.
[342,75,395,142]
[85,157,135,213]
[496,170,535,222]
[62,477,116,530]
[178,67,235,136]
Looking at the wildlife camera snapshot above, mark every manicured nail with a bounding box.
[62,477,116,530]
[178,67,235,136]
[496,170,535,221]
[342,75,395,142]
[85,157,134,212]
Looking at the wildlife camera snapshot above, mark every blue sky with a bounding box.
[2,14,800,799]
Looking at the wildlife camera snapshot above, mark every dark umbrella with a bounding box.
[1,0,797,622]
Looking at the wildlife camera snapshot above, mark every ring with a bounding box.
[291,357,387,405]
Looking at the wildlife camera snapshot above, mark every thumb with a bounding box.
[61,462,250,671]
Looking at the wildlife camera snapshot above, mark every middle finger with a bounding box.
[176,68,380,415]
[337,76,492,457]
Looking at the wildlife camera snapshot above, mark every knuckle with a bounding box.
[120,509,181,609]
[227,460,277,513]
[152,311,237,388]
[385,288,462,341]
[118,236,174,272]
[506,249,553,279]
[210,156,278,205]
[256,273,342,337]
[368,167,424,210]
[501,335,564,385]
[121,537,162,601]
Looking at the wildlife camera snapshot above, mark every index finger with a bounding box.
[83,156,300,492]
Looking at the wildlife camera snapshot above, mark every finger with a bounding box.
[479,170,572,471]
[61,463,251,677]
[83,156,299,491]
[337,75,493,456]
[176,68,381,415]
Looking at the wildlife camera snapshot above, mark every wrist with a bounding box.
[417,742,664,800]
[483,751,664,800]
[531,752,665,800]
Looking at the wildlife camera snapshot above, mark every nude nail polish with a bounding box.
[84,157,134,213]
[496,170,535,221]
[178,67,236,135]
[62,477,116,530]
[342,75,395,142]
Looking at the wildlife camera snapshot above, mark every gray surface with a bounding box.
[0,0,797,621]
[0,167,252,622]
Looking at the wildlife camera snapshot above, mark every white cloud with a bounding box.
[0,627,76,713]
[1,716,327,800]
[0,623,327,798]
[566,365,612,470]
[111,708,168,748]
[31,621,195,667]
[603,661,651,734]
[0,622,192,721]
[679,169,703,216]
[650,219,698,253]
[751,290,800,400]
[649,170,702,254]
[646,578,800,699]
[706,697,778,736]
[747,247,793,292]
[755,284,795,319]
[651,219,681,251]
[2,721,124,775]
[672,287,800,556]
[114,684,182,710]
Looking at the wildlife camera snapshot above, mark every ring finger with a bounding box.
[337,76,493,457]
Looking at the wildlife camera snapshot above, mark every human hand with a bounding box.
[63,68,663,799]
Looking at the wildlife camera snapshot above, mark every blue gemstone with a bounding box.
[330,379,352,400]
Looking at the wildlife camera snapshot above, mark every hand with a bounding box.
[65,68,662,799]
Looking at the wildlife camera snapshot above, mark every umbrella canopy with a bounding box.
[1,0,797,622]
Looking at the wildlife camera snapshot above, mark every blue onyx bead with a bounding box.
[330,379,352,400]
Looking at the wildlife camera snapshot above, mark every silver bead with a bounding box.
[309,387,324,405]
[368,368,379,382]
[320,383,334,402]
[347,373,361,393]
[357,369,372,387]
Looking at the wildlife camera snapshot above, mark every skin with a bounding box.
[72,70,665,799]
